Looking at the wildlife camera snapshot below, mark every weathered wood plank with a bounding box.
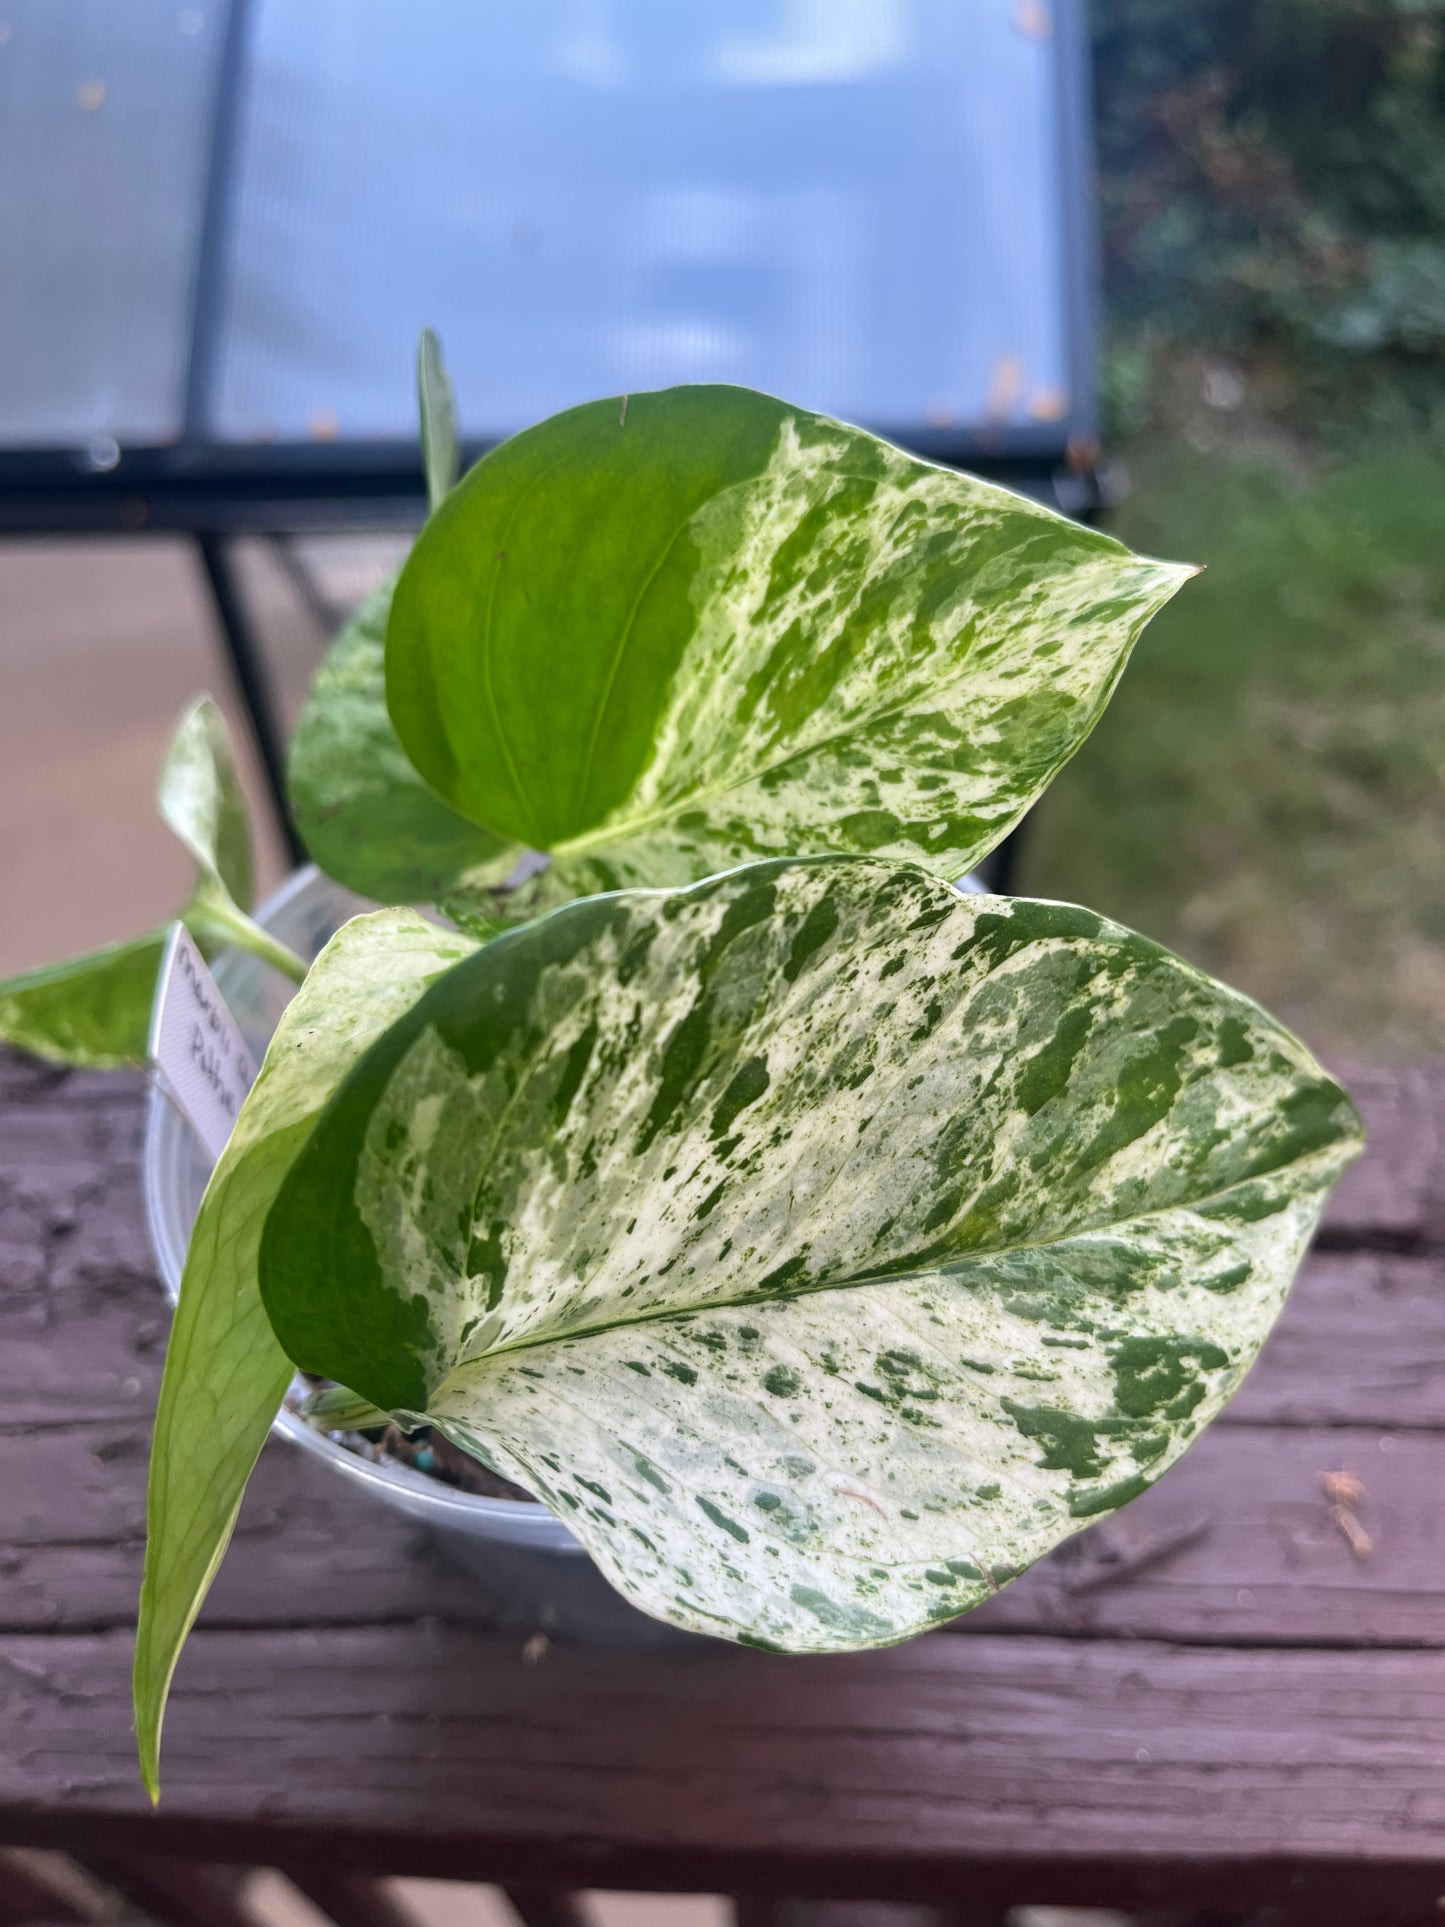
[5,1054,1441,1258]
[3,1626,1445,1911]
[0,1057,155,1439]
[967,1420,1443,1643]
[1,1412,1438,1649]
[1323,1060,1445,1247]
[10,1237,1440,1453]
[6,1062,1442,1428]
[2,1051,1445,1915]
[1226,1250,1445,1429]
[2,1052,1443,1651]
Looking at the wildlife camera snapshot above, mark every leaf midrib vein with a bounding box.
[443,1140,1347,1381]
[570,502,719,831]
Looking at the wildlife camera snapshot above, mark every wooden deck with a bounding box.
[1,1048,1442,1925]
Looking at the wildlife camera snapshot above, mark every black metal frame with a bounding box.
[184,0,310,861]
[0,0,1102,886]
[0,442,1097,537]
[0,445,1094,873]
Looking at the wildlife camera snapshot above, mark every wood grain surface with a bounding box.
[1,1047,1443,1920]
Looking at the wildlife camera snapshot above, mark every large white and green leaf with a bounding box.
[135,909,478,1799]
[0,697,301,1069]
[287,580,521,906]
[386,387,1194,916]
[258,859,1362,1652]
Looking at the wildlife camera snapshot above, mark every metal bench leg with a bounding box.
[288,1869,431,1927]
[77,1855,262,1927]
[268,530,348,637]
[0,1849,99,1925]
[500,1889,593,1927]
[195,530,305,865]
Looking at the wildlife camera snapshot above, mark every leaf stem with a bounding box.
[185,892,308,985]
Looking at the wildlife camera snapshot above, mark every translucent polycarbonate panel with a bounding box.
[211,0,1092,449]
[0,0,223,448]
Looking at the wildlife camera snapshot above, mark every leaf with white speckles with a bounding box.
[0,696,303,1067]
[387,387,1193,919]
[135,908,478,1799]
[258,859,1362,1652]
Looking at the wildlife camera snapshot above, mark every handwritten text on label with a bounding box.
[148,924,256,1164]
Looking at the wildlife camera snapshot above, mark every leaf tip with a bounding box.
[135,1715,162,1804]
[1130,552,1202,618]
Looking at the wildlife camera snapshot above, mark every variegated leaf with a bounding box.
[387,387,1193,915]
[135,909,478,1799]
[287,580,520,906]
[157,691,255,910]
[0,932,171,1069]
[0,697,301,1069]
[164,696,306,983]
[258,859,1361,1652]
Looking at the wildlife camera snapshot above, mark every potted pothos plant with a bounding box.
[0,336,1363,1800]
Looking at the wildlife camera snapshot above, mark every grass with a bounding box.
[1019,437,1445,1062]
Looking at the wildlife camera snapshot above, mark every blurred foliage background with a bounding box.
[1021,0,1445,1061]
[1095,0,1445,440]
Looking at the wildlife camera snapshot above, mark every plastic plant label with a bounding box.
[148,922,255,1162]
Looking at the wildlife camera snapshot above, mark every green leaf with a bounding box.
[0,697,301,1068]
[258,858,1362,1653]
[0,932,168,1069]
[386,386,1194,911]
[287,580,521,905]
[418,326,460,513]
[158,691,256,911]
[165,695,308,984]
[135,908,478,1800]
[288,333,526,908]
[299,1382,392,1431]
